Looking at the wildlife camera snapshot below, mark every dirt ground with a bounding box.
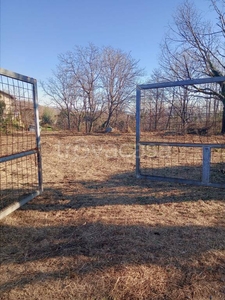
[0,131,225,300]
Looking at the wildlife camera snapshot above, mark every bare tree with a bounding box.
[42,43,144,132]
[145,69,167,131]
[100,46,144,128]
[41,65,78,130]
[60,43,104,133]
[160,0,225,133]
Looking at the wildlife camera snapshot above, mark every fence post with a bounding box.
[136,86,141,178]
[202,146,211,184]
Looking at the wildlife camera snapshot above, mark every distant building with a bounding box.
[0,90,24,127]
[0,91,41,130]
[0,90,15,115]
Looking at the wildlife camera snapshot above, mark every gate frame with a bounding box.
[136,76,225,188]
[0,68,43,219]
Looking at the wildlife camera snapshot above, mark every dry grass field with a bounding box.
[0,131,225,300]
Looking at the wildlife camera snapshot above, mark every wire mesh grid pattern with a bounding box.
[0,68,42,218]
[210,148,225,184]
[136,77,225,188]
[0,155,38,210]
[140,145,203,181]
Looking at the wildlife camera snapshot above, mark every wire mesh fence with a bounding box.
[140,145,203,181]
[136,77,225,188]
[0,68,42,219]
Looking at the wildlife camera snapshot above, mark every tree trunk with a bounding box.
[220,84,225,134]
[103,110,113,129]
[88,121,93,133]
[104,116,110,128]
[221,102,225,134]
[77,114,82,132]
[67,111,71,130]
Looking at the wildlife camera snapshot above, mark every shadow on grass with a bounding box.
[1,221,225,297]
[18,167,225,212]
[1,168,225,298]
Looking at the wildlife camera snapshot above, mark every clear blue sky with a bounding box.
[0,0,214,102]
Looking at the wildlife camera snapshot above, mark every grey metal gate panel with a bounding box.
[0,68,43,219]
[136,77,225,188]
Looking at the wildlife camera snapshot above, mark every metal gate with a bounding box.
[136,77,225,188]
[0,68,43,219]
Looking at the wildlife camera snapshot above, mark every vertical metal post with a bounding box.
[33,80,43,192]
[136,86,141,178]
[202,146,211,184]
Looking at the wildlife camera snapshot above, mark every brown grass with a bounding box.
[0,132,225,300]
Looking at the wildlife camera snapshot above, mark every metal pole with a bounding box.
[136,87,141,178]
[33,80,43,193]
[0,149,37,163]
[0,67,36,84]
[138,76,225,90]
[202,146,211,184]
[0,191,41,220]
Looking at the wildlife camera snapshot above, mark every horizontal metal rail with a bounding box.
[0,67,37,85]
[139,141,225,148]
[137,76,225,90]
[0,149,37,163]
[138,173,225,189]
[0,191,41,220]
